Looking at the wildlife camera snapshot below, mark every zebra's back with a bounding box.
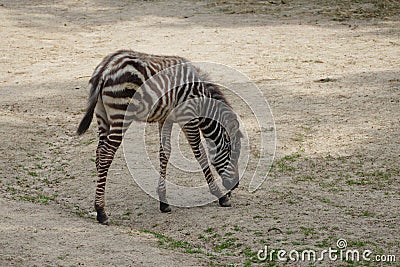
[92,50,208,132]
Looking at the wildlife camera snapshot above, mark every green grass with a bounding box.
[224,232,234,236]
[215,238,238,252]
[72,209,87,217]
[28,171,39,177]
[241,247,260,263]
[184,247,203,254]
[6,185,18,195]
[198,234,210,242]
[361,211,374,217]
[300,227,316,237]
[271,152,302,173]
[138,229,201,252]
[138,226,265,265]
[19,194,57,205]
[315,238,331,248]
[205,227,215,233]
[253,231,263,237]
[79,136,97,146]
[233,225,241,232]
[35,163,44,169]
[346,179,372,186]
[348,240,366,248]
[319,197,331,204]
[295,175,315,182]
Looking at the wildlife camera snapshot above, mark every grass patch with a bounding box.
[300,226,316,237]
[215,238,238,252]
[19,194,57,205]
[27,171,39,177]
[241,247,260,263]
[361,211,374,217]
[348,240,366,248]
[205,227,215,233]
[319,197,331,204]
[138,229,202,252]
[271,152,302,173]
[346,179,372,186]
[233,225,241,232]
[295,175,315,182]
[315,238,331,248]
[72,209,87,217]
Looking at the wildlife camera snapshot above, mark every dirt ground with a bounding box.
[0,0,399,266]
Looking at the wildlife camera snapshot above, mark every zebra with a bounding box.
[77,50,242,224]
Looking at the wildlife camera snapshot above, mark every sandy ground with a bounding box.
[0,198,201,266]
[0,0,399,266]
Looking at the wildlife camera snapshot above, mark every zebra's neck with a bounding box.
[198,83,234,149]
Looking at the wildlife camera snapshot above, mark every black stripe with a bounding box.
[106,103,128,110]
[103,88,136,98]
[111,121,124,128]
[104,72,143,88]
[133,61,150,80]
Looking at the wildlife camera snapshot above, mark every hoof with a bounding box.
[160,202,171,213]
[96,210,109,225]
[95,204,109,225]
[219,195,231,207]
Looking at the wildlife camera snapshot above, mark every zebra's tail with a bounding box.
[77,76,103,135]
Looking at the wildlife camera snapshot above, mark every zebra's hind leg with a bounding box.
[182,122,231,207]
[95,135,108,224]
[157,120,173,213]
[94,127,123,224]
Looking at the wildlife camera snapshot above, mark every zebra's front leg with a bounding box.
[182,123,231,207]
[157,120,173,213]
[95,133,122,224]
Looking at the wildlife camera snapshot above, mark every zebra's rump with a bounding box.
[93,50,188,89]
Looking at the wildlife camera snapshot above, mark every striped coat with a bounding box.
[78,50,242,224]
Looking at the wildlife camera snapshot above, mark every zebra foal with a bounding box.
[77,50,242,224]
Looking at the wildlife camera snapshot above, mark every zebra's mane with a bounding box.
[198,70,243,139]
[205,82,231,108]
[197,71,231,108]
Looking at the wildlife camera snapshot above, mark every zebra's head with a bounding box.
[207,114,243,192]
